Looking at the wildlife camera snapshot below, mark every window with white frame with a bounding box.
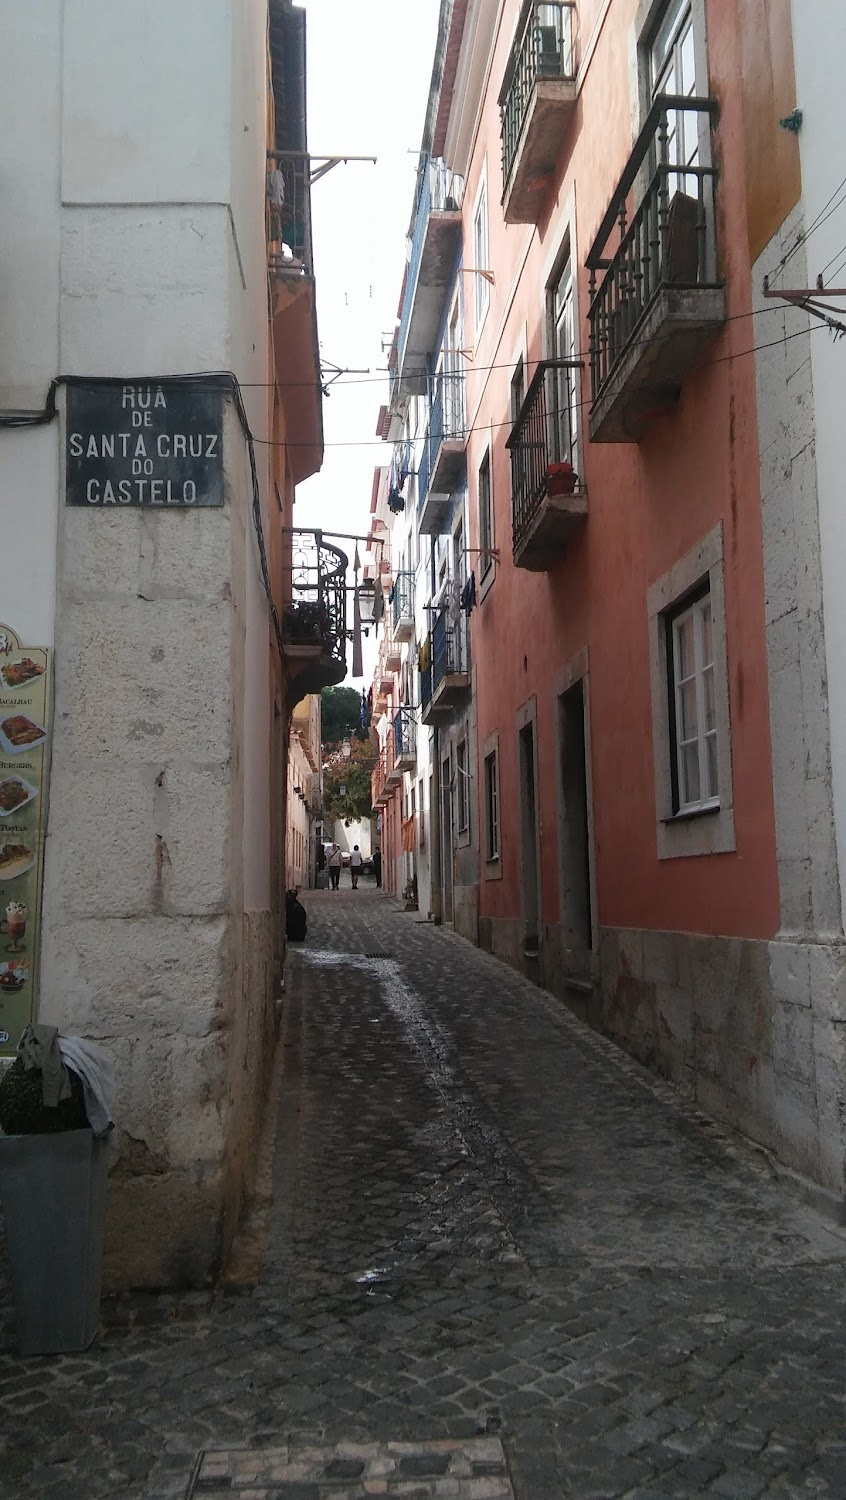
[473,177,489,331]
[649,0,699,185]
[484,749,500,860]
[478,451,493,578]
[647,524,734,860]
[456,737,469,832]
[668,588,717,812]
[547,251,579,477]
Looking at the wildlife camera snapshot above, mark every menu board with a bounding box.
[0,623,50,1056]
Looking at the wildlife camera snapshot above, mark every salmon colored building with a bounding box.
[379,0,846,1211]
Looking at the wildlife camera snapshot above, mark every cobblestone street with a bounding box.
[2,889,846,1499]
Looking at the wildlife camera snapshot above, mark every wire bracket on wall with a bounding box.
[763,276,846,340]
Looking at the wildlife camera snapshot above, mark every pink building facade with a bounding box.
[379,0,846,1210]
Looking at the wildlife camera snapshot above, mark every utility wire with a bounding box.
[773,173,846,280]
[251,318,834,448]
[0,301,791,424]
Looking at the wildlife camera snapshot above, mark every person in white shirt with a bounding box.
[326,842,342,890]
[350,845,363,890]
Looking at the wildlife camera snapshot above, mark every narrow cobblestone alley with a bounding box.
[2,890,846,1500]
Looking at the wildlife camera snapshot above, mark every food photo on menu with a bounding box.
[0,776,38,815]
[0,714,48,754]
[0,657,46,690]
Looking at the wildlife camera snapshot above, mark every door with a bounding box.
[558,680,593,976]
[441,754,454,924]
[519,721,540,952]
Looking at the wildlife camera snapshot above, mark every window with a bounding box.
[484,749,500,860]
[473,177,489,331]
[647,524,734,859]
[547,252,579,476]
[456,738,469,832]
[668,590,717,812]
[510,357,525,422]
[478,452,493,578]
[650,1,698,180]
[419,777,426,848]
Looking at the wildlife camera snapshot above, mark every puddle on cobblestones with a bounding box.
[187,1437,515,1499]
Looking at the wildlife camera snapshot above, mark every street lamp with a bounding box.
[357,580,379,627]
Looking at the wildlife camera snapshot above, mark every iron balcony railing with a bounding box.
[586,95,720,402]
[393,707,417,764]
[268,153,313,277]
[282,528,347,668]
[432,608,469,692]
[392,571,414,632]
[499,2,576,188]
[397,157,465,374]
[417,371,466,510]
[506,358,583,549]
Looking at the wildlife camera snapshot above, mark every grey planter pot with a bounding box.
[0,1128,109,1355]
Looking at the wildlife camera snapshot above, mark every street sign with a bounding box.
[66,380,224,508]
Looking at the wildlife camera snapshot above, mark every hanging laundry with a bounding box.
[460,572,477,615]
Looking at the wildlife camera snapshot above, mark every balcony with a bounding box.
[281,530,348,704]
[586,96,725,443]
[500,2,577,224]
[372,757,388,808]
[507,359,587,571]
[395,159,464,399]
[393,708,417,773]
[392,571,415,643]
[267,151,323,485]
[421,612,471,724]
[418,372,466,535]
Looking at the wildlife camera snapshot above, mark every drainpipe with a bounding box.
[430,724,443,925]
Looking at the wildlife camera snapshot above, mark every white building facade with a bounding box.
[0,0,327,1284]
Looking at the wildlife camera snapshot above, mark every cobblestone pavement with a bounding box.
[2,888,846,1500]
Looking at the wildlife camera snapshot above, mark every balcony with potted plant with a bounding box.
[507,358,587,570]
[282,530,348,702]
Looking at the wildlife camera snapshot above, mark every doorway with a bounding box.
[518,719,540,952]
[558,679,593,973]
[441,754,454,925]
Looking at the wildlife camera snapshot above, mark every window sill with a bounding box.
[662,801,720,825]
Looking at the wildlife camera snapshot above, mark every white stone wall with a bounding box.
[752,219,838,937]
[791,0,846,936]
[0,0,279,1285]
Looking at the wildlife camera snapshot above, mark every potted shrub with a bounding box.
[281,599,329,645]
[0,1040,111,1355]
[546,461,578,496]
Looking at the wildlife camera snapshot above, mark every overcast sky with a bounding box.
[293,0,441,687]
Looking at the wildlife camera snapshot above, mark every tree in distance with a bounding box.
[321,685,365,748]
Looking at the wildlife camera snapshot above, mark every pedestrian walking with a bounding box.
[372,848,382,889]
[326,842,342,890]
[350,845,363,890]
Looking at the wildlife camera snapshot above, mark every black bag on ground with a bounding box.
[285,889,307,942]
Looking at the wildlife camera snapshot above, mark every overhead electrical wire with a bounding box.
[773,172,846,280]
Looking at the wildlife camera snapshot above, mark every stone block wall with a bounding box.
[595,926,846,1212]
[40,398,278,1288]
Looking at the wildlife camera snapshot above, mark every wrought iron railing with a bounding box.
[393,707,417,763]
[500,2,576,188]
[392,571,414,632]
[268,153,313,276]
[417,371,466,510]
[507,358,583,549]
[282,529,347,668]
[432,609,469,692]
[586,95,720,402]
[397,157,465,373]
